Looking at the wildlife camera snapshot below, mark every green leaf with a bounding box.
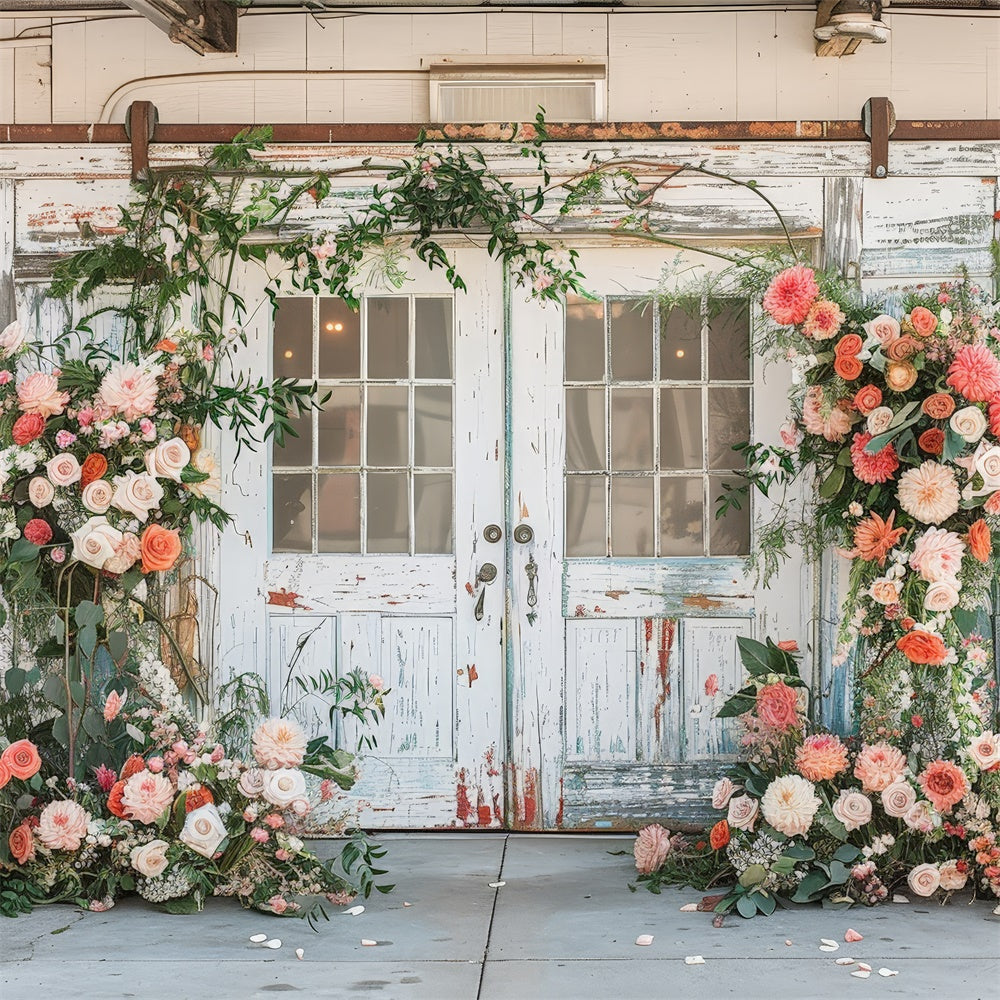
[736,636,774,676]
[74,600,104,629]
[818,464,846,499]
[753,891,776,916]
[791,870,827,903]
[827,860,852,886]
[819,811,849,843]
[783,843,816,861]
[107,630,128,664]
[941,427,965,463]
[833,844,861,864]
[82,708,106,739]
[5,538,39,565]
[78,624,98,659]
[714,694,755,719]
[4,666,27,697]
[69,681,86,706]
[738,863,768,889]
[736,894,758,918]
[42,672,67,707]
[51,713,70,747]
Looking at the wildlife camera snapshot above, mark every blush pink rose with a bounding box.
[633,823,671,874]
[17,371,69,417]
[27,477,54,508]
[144,437,191,482]
[727,793,759,831]
[45,453,82,487]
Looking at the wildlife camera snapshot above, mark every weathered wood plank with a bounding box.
[681,618,743,760]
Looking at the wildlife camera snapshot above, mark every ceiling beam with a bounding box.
[121,1,237,55]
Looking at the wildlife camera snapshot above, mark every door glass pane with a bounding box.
[708,387,750,470]
[609,300,652,381]
[273,298,312,379]
[415,298,453,379]
[708,303,750,381]
[367,385,408,466]
[414,386,452,468]
[660,387,702,470]
[565,296,605,381]
[273,474,312,552]
[610,476,654,557]
[273,410,312,468]
[414,473,453,553]
[367,471,409,553]
[319,298,361,378]
[660,305,701,381]
[317,472,361,553]
[611,387,653,470]
[710,475,751,555]
[318,386,361,466]
[660,475,703,556]
[565,388,606,471]
[367,298,408,380]
[566,476,607,557]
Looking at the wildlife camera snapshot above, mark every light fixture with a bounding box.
[814,0,891,46]
[675,349,685,359]
[283,350,294,359]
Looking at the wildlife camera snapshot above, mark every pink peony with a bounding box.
[633,823,671,874]
[756,682,800,731]
[120,769,175,824]
[795,733,849,782]
[711,777,737,809]
[250,827,269,843]
[103,690,126,723]
[854,742,907,793]
[704,673,720,698]
[763,265,819,326]
[801,386,853,443]
[850,432,899,484]
[801,298,845,341]
[37,799,90,851]
[897,461,960,525]
[252,717,307,770]
[17,371,69,418]
[909,527,965,584]
[946,343,1000,402]
[97,361,162,421]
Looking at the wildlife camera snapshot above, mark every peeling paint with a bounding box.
[467,664,479,686]
[266,588,311,610]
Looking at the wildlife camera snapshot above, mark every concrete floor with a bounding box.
[1,834,998,1000]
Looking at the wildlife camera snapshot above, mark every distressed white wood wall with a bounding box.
[2,10,1000,124]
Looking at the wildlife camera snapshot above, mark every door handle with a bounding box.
[524,556,538,608]
[513,523,533,544]
[473,562,497,621]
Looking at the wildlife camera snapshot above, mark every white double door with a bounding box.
[221,246,806,829]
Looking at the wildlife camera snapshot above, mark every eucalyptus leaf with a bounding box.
[42,673,67,708]
[736,894,758,918]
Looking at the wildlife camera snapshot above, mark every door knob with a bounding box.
[474,562,497,621]
[513,523,533,544]
[483,524,502,543]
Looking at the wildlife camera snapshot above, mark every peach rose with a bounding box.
[924,581,961,613]
[711,777,737,810]
[111,470,163,522]
[950,405,988,443]
[45,453,82,487]
[917,759,967,814]
[144,436,191,482]
[885,336,921,362]
[831,789,872,832]
[2,739,42,780]
[907,863,940,896]
[881,780,917,818]
[81,480,113,514]
[139,524,182,573]
[909,306,938,337]
[869,577,901,605]
[896,630,949,666]
[8,822,35,864]
[853,385,883,416]
[922,393,956,420]
[727,793,759,831]
[633,823,671,874]
[17,371,69,417]
[885,361,918,393]
[866,406,894,436]
[864,313,901,346]
[27,476,54,507]
[918,428,945,455]
[130,839,170,877]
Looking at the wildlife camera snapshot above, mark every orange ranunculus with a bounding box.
[885,361,918,393]
[120,754,146,781]
[154,339,178,353]
[80,453,109,488]
[853,385,883,415]
[185,786,215,812]
[968,519,992,563]
[1,739,42,780]
[885,336,920,362]
[922,392,956,420]
[140,524,183,574]
[834,355,864,381]
[834,333,864,358]
[709,819,731,851]
[896,630,949,666]
[107,779,128,818]
[853,510,906,567]
[909,306,939,337]
[8,822,35,865]
[918,428,945,455]
[176,423,201,454]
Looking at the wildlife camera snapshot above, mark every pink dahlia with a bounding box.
[802,298,845,341]
[854,742,906,793]
[946,344,1000,402]
[909,527,965,584]
[897,461,960,525]
[633,823,671,874]
[17,371,69,418]
[795,733,849,782]
[763,265,819,326]
[850,432,899,485]
[120,769,175,824]
[37,799,90,852]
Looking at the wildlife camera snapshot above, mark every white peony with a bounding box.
[252,717,307,770]
[70,516,124,569]
[760,774,821,837]
[178,803,227,858]
[260,768,307,808]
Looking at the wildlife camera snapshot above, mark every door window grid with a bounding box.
[272,295,455,555]
[564,296,752,558]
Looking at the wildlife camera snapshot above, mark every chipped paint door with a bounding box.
[507,247,809,829]
[223,251,506,829]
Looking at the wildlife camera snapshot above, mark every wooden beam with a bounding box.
[122,1,237,55]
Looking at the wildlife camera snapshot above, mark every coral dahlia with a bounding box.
[852,510,906,567]
[795,733,850,782]
[850,432,899,484]
[946,343,1000,402]
[763,265,819,326]
[802,299,845,340]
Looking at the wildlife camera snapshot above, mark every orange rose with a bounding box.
[918,428,945,455]
[176,423,201,454]
[120,754,147,781]
[185,786,215,812]
[896,630,948,666]
[909,306,938,337]
[8,822,35,865]
[834,333,864,358]
[0,757,10,790]
[885,361,918,393]
[140,524,183,574]
[1,739,42,780]
[853,385,883,416]
[709,819,731,851]
[154,338,178,353]
[885,337,920,362]
[834,355,864,381]
[80,453,109,488]
[922,393,956,420]
[968,519,992,563]
[107,779,128,818]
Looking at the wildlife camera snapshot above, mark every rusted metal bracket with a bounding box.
[862,97,895,179]
[124,101,158,182]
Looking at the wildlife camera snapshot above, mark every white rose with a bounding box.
[881,781,917,818]
[726,793,759,831]
[70,516,124,569]
[866,406,894,436]
[968,731,1000,771]
[711,777,737,810]
[238,767,265,799]
[144,436,191,482]
[130,838,170,877]
[974,444,1000,490]
[111,470,164,522]
[0,320,25,356]
[81,480,114,514]
[260,768,307,808]
[178,803,227,858]
[950,406,988,444]
[27,476,54,507]
[907,862,940,897]
[45,453,82,487]
[924,581,961,613]
[831,790,872,832]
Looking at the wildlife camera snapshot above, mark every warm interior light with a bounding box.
[283,350,294,359]
[675,349,685,359]
[333,322,344,332]
[325,322,335,331]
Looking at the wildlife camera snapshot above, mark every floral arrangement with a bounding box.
[0,652,388,918]
[631,638,1000,917]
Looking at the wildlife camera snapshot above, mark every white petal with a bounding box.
[851,971,871,980]
[361,939,378,947]
[820,938,839,950]
[835,958,855,966]
[345,905,365,916]
[295,948,304,961]
[403,902,413,907]
[635,935,654,946]
[489,881,506,888]
[679,903,699,912]
[878,969,899,978]
[684,955,706,965]
[264,939,282,949]
[819,944,840,953]
[249,934,268,943]
[892,893,909,903]
[857,963,872,972]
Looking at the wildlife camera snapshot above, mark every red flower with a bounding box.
[11,412,45,445]
[23,519,52,546]
[120,754,146,781]
[896,630,948,665]
[834,355,864,381]
[947,344,1000,402]
[850,432,899,484]
[853,385,883,416]
[709,820,731,851]
[911,714,923,728]
[834,333,864,358]
[762,265,819,326]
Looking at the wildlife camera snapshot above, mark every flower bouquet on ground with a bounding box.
[0,647,390,919]
[631,638,1000,918]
